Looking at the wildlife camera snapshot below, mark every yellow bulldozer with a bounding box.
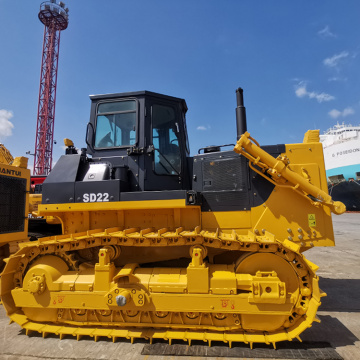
[0,88,344,348]
[0,144,30,272]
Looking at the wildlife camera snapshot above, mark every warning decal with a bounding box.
[308,214,316,227]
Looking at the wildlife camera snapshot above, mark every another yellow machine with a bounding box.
[0,144,30,272]
[0,88,344,348]
[0,144,15,165]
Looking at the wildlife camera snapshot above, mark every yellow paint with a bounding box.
[94,249,115,291]
[303,129,320,143]
[234,132,345,215]
[0,143,14,165]
[39,199,187,213]
[202,210,251,232]
[63,138,74,147]
[0,130,344,346]
[5,239,321,344]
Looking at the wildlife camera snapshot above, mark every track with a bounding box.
[0,227,325,348]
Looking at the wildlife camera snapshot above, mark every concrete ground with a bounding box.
[303,212,360,360]
[0,213,359,360]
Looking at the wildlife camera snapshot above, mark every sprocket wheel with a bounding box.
[235,252,301,332]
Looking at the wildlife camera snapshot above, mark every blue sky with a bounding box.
[0,1,359,173]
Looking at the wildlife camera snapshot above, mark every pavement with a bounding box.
[0,213,359,360]
[303,212,360,360]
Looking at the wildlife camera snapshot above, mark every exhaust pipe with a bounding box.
[235,87,247,140]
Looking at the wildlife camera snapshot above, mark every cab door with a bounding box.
[144,99,184,191]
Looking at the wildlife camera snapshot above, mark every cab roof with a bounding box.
[89,90,188,112]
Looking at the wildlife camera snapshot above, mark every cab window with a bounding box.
[152,104,181,175]
[95,100,136,148]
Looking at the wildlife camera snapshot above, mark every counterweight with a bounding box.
[33,1,69,175]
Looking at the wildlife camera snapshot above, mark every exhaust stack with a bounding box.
[235,87,247,140]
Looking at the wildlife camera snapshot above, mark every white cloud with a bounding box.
[308,92,335,103]
[196,126,207,131]
[295,86,307,98]
[328,76,347,82]
[323,51,349,68]
[294,83,335,103]
[328,107,354,119]
[0,109,14,141]
[343,107,355,117]
[318,26,336,38]
[328,109,341,119]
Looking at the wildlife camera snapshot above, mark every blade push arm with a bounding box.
[234,132,346,215]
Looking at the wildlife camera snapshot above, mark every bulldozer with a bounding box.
[0,144,59,268]
[0,144,30,272]
[0,88,345,348]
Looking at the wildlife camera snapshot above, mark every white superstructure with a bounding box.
[320,123,360,180]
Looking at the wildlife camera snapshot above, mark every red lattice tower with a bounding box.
[33,1,69,175]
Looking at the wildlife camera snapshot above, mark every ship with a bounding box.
[320,123,360,211]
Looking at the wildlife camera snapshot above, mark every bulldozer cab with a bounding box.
[86,91,191,191]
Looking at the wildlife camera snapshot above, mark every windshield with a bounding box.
[95,100,136,148]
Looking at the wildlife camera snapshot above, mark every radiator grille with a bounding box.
[203,157,247,191]
[201,156,250,211]
[0,175,26,234]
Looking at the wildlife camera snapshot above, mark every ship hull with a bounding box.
[320,124,360,212]
[328,181,360,211]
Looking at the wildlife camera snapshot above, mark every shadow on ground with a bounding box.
[142,339,343,359]
[304,314,359,348]
[319,277,360,312]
